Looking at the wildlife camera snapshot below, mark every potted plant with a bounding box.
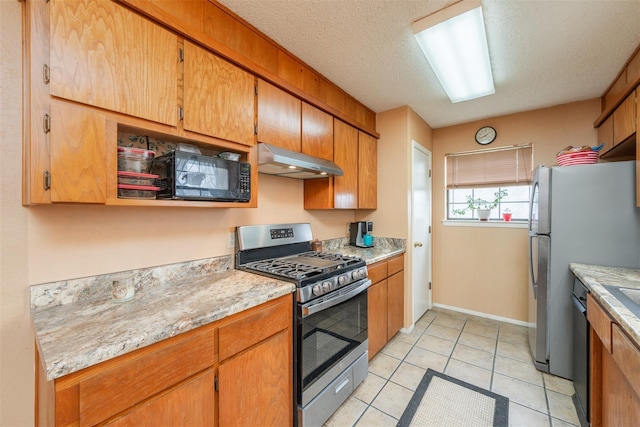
[453,189,508,221]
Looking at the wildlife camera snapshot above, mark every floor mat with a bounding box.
[397,369,509,427]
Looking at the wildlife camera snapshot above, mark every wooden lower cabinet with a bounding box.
[588,295,640,426]
[36,295,293,427]
[367,254,405,359]
[218,330,292,427]
[368,277,388,359]
[387,268,404,341]
[107,369,216,426]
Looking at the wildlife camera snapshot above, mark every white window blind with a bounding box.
[446,144,533,189]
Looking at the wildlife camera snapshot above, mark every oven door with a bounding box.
[296,279,370,407]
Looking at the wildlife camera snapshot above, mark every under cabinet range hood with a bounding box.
[257,143,343,179]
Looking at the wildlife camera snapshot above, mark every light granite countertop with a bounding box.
[32,237,405,382]
[570,263,640,347]
[32,258,295,381]
[323,237,406,265]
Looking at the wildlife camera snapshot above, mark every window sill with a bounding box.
[442,220,528,229]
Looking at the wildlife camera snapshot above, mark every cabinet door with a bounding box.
[387,270,404,341]
[50,100,107,203]
[597,115,614,154]
[302,103,333,161]
[613,90,637,145]
[358,131,377,209]
[333,119,358,209]
[106,369,216,426]
[637,94,640,208]
[50,0,178,126]
[368,279,388,360]
[257,79,301,151]
[218,330,292,427]
[183,41,256,146]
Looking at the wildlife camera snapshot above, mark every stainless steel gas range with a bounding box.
[235,223,370,427]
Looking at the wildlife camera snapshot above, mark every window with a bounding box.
[446,144,533,221]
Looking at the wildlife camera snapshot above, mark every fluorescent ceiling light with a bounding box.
[413,0,495,103]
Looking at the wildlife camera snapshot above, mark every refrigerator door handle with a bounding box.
[528,232,538,299]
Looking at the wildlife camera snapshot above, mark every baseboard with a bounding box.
[432,303,529,327]
[400,324,414,334]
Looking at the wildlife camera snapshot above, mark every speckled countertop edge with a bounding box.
[570,263,640,346]
[33,269,295,381]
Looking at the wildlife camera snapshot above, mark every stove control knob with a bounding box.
[351,271,359,280]
[338,275,347,285]
[322,281,331,292]
[359,269,366,279]
[312,284,323,296]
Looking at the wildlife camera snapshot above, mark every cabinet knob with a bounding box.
[414,242,423,247]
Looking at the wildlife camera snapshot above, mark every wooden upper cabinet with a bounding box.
[257,79,301,151]
[333,119,358,209]
[49,0,178,126]
[637,94,640,207]
[301,103,333,161]
[277,51,319,98]
[304,119,378,210]
[203,1,278,75]
[613,90,637,145]
[183,41,256,146]
[597,115,614,154]
[146,0,205,32]
[358,131,377,209]
[50,100,107,203]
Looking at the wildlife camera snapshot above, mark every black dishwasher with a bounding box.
[572,277,589,427]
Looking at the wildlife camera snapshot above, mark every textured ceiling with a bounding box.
[218,0,640,129]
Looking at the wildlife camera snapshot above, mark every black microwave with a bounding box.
[152,151,251,202]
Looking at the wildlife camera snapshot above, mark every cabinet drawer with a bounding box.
[588,295,612,353]
[78,327,216,426]
[368,261,388,285]
[612,324,640,399]
[388,255,404,276]
[219,296,291,361]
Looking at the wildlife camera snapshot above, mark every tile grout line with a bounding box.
[329,309,577,426]
[346,312,439,426]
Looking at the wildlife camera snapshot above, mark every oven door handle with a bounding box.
[302,279,371,318]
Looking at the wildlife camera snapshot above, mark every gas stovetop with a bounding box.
[235,223,368,303]
[243,251,363,281]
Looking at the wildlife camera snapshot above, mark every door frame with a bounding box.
[410,141,433,323]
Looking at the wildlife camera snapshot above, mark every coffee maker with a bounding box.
[349,221,373,247]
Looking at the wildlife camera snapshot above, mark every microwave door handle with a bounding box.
[301,279,371,318]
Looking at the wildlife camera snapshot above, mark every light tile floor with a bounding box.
[324,307,580,427]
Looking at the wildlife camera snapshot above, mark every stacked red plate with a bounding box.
[556,150,599,166]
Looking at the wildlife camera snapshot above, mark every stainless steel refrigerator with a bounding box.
[528,161,640,379]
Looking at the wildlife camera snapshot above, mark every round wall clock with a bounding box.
[475,126,497,145]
